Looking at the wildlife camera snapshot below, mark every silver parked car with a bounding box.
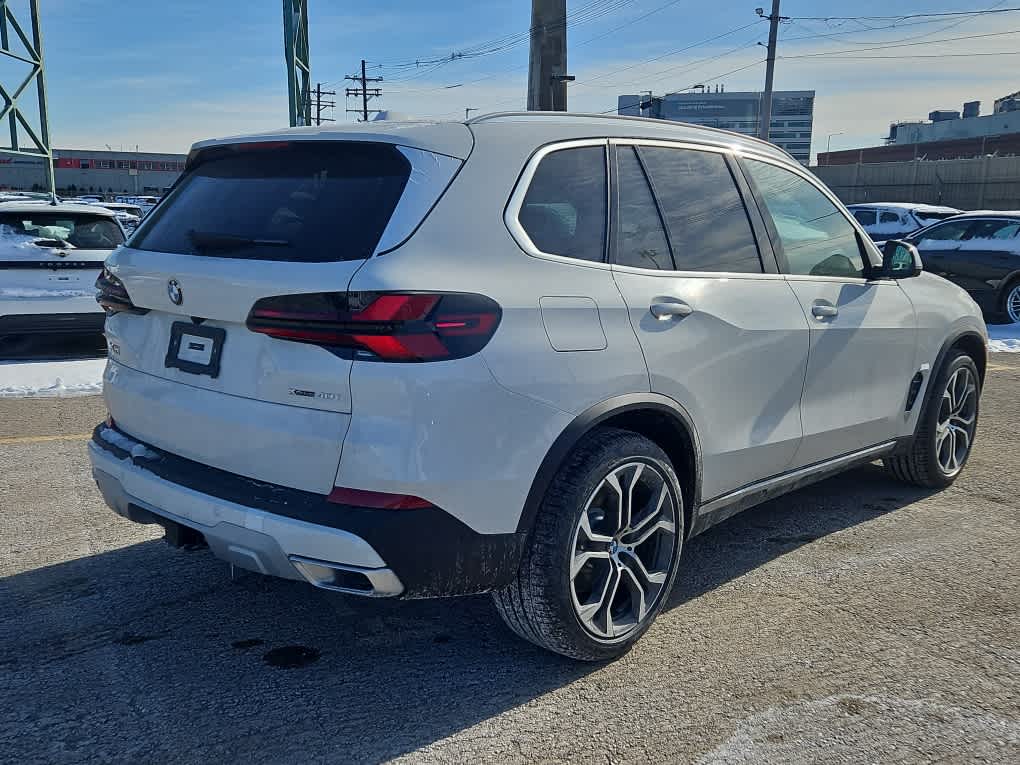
[90,114,986,660]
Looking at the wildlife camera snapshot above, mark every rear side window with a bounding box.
[879,211,901,224]
[132,142,411,262]
[519,146,606,262]
[0,213,124,249]
[852,209,877,226]
[912,220,972,243]
[614,146,672,270]
[638,146,762,273]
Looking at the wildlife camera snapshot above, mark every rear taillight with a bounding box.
[327,486,433,509]
[246,291,501,362]
[96,268,148,316]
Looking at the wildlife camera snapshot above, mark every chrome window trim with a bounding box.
[504,138,612,270]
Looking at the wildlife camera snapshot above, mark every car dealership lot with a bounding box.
[1,361,1018,764]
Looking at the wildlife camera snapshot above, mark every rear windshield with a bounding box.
[0,212,124,249]
[131,142,411,262]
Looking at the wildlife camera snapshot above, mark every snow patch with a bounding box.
[0,358,106,397]
[96,425,159,460]
[987,322,1020,353]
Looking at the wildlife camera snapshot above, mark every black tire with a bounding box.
[884,350,980,488]
[493,427,684,661]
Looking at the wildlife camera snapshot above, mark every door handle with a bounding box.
[811,303,839,319]
[650,301,693,320]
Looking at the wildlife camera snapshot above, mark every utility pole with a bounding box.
[528,0,572,111]
[310,82,336,126]
[345,59,383,122]
[282,0,311,127]
[757,1,786,142]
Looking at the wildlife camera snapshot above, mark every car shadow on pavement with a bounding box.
[0,463,935,764]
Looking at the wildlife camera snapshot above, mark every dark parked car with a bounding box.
[903,212,1020,322]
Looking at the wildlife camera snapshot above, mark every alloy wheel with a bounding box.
[936,367,978,476]
[1006,285,1020,324]
[569,461,679,640]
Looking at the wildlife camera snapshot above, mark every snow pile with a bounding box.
[0,286,94,298]
[988,323,1020,353]
[0,358,106,397]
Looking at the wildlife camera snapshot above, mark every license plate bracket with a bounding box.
[164,322,226,378]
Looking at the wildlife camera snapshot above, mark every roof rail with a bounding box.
[465,111,791,158]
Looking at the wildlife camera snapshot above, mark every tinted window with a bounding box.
[744,159,866,278]
[133,142,411,262]
[614,147,672,270]
[520,146,606,262]
[967,220,1020,241]
[639,147,762,273]
[852,209,877,226]
[879,211,901,224]
[0,212,124,249]
[912,220,972,243]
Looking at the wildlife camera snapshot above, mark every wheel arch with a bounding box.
[517,394,703,540]
[995,269,1020,311]
[917,330,987,423]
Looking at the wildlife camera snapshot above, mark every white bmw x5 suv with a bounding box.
[89,114,986,660]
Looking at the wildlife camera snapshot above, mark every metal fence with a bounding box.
[812,156,1020,211]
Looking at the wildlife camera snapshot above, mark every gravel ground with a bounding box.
[0,357,1018,764]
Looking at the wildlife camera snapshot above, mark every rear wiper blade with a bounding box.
[187,230,290,252]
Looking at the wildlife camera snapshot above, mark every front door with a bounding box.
[608,142,810,503]
[740,157,918,466]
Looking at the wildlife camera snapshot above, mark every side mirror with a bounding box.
[881,239,922,278]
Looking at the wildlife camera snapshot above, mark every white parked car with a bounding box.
[97,202,144,233]
[89,115,986,660]
[0,201,125,354]
[848,203,961,241]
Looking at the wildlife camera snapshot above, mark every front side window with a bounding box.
[852,209,877,226]
[910,220,973,244]
[614,146,672,270]
[744,159,866,279]
[519,146,606,262]
[638,146,762,273]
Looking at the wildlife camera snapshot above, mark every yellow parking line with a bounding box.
[987,364,1012,371]
[0,433,92,445]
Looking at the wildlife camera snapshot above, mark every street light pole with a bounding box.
[826,132,845,165]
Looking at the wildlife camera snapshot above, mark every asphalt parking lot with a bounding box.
[1,357,1018,764]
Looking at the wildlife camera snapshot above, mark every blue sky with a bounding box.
[29,0,1020,159]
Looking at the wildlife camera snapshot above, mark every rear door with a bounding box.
[950,219,1020,304]
[739,156,917,464]
[102,138,462,492]
[608,141,809,503]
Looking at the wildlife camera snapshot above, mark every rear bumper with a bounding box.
[88,424,526,598]
[0,312,106,336]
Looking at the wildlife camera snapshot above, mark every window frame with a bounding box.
[607,138,780,278]
[734,152,885,283]
[850,208,878,226]
[504,138,611,267]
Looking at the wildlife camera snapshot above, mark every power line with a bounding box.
[786,7,1020,22]
[603,58,767,114]
[773,26,1020,58]
[780,50,1020,60]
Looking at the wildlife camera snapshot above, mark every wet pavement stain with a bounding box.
[263,645,320,668]
[113,633,163,646]
[231,638,265,650]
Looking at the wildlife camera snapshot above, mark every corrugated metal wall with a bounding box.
[813,156,1020,210]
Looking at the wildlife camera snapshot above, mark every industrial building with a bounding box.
[818,92,1020,166]
[0,148,186,195]
[618,88,815,165]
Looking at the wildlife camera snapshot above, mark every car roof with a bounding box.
[848,202,961,214]
[950,210,1020,219]
[190,111,793,164]
[0,200,117,216]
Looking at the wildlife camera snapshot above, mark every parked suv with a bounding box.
[1,201,125,354]
[848,202,961,241]
[89,115,986,660]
